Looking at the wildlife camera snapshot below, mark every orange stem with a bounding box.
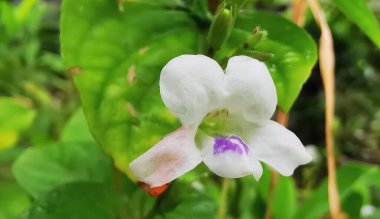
[307,0,342,218]
[264,0,303,217]
[292,0,307,26]
[264,110,288,219]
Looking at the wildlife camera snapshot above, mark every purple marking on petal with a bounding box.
[229,136,249,154]
[213,135,250,155]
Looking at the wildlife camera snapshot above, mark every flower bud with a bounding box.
[246,27,268,49]
[208,7,234,50]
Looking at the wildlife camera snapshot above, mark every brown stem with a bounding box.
[264,0,304,216]
[276,109,289,127]
[307,0,343,218]
[264,164,279,219]
[291,0,307,26]
[264,110,288,219]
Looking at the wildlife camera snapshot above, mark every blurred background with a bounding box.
[1,0,380,218]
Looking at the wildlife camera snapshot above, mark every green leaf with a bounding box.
[0,97,35,150]
[234,177,260,219]
[12,142,113,198]
[21,182,120,219]
[341,192,363,218]
[226,12,318,112]
[155,181,217,219]
[61,0,199,179]
[333,0,380,49]
[61,108,95,143]
[294,163,380,219]
[258,166,297,219]
[0,181,30,219]
[0,97,35,132]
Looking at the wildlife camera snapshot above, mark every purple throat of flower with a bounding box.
[213,135,249,155]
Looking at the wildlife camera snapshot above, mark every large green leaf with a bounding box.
[12,142,113,198]
[333,0,380,49]
[228,12,318,112]
[294,163,380,219]
[21,182,120,219]
[61,0,199,179]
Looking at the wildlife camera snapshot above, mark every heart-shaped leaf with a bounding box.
[61,0,199,179]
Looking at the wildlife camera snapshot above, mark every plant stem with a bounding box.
[307,0,343,218]
[291,0,307,26]
[264,110,288,219]
[217,178,230,219]
[263,1,305,215]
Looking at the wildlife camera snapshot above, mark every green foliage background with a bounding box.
[0,0,380,218]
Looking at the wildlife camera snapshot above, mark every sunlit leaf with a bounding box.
[0,97,35,150]
[61,0,199,179]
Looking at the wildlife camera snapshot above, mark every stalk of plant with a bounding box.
[264,1,306,218]
[307,0,343,218]
[292,0,307,26]
[264,110,288,219]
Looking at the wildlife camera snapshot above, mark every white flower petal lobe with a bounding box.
[224,56,277,122]
[160,55,225,126]
[129,127,202,187]
[201,135,263,180]
[248,120,312,176]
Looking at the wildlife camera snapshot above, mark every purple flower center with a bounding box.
[213,135,249,155]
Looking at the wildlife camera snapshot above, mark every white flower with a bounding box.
[129,55,312,188]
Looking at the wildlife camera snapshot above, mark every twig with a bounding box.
[264,110,288,219]
[292,0,307,26]
[264,0,304,215]
[307,0,343,218]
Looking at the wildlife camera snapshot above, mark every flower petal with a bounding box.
[201,135,263,180]
[129,127,202,187]
[248,121,312,176]
[224,56,277,122]
[160,55,225,126]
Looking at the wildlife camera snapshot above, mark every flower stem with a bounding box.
[307,0,343,218]
[217,178,230,219]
